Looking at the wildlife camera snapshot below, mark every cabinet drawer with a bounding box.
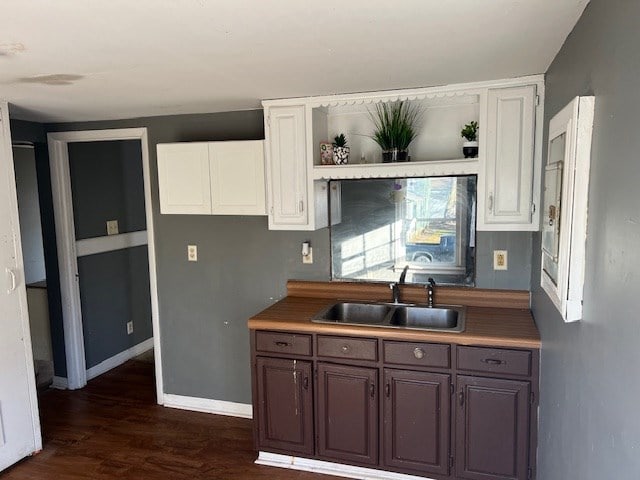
[255,331,312,356]
[457,346,531,376]
[383,341,450,368]
[317,335,377,361]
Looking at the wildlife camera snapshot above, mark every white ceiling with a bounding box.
[1,0,589,122]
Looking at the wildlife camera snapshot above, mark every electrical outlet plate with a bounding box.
[127,321,133,335]
[188,245,198,262]
[494,250,508,270]
[302,247,313,264]
[106,220,119,236]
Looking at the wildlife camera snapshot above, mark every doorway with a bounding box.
[47,129,163,400]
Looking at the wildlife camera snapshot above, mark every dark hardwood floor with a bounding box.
[3,359,339,479]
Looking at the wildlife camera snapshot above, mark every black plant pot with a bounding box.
[463,141,479,158]
[382,149,409,163]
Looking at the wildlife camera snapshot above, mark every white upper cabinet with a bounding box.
[157,140,266,216]
[158,142,211,215]
[478,84,541,231]
[209,141,266,215]
[265,105,328,230]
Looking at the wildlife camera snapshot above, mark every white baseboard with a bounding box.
[51,376,68,390]
[86,337,154,381]
[163,393,252,419]
[256,452,434,480]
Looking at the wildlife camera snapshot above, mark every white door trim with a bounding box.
[47,128,164,403]
[0,101,42,461]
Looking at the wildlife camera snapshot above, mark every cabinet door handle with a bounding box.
[6,268,16,294]
[488,193,494,212]
[385,383,390,398]
[274,341,290,348]
[459,390,465,407]
[303,376,309,390]
[482,358,504,366]
[370,383,375,398]
[299,200,304,213]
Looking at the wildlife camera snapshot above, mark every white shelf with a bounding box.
[311,157,479,180]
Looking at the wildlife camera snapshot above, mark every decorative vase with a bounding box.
[382,148,409,163]
[462,141,479,158]
[333,146,350,165]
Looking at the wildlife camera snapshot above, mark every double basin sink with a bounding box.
[312,301,466,333]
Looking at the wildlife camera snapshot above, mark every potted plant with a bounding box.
[332,133,350,165]
[370,101,421,163]
[461,121,479,158]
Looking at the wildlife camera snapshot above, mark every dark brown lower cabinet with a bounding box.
[317,363,378,465]
[256,357,314,455]
[456,375,531,480]
[383,369,451,477]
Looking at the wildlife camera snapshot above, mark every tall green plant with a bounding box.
[370,101,421,151]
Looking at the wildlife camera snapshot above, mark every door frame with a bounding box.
[0,101,42,460]
[47,128,164,402]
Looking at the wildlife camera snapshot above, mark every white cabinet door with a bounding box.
[266,105,309,229]
[0,102,42,471]
[157,143,211,214]
[209,141,266,215]
[479,85,537,230]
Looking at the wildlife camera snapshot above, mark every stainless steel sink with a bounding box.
[312,302,465,332]
[389,305,465,332]
[313,302,391,325]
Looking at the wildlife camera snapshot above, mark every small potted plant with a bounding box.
[370,101,421,163]
[461,121,479,158]
[332,133,350,165]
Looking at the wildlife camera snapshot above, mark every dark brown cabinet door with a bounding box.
[256,357,314,455]
[383,369,451,476]
[456,376,530,480]
[317,363,378,465]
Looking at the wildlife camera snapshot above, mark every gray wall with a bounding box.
[46,110,531,401]
[67,139,152,369]
[531,1,640,478]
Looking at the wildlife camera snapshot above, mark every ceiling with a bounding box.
[1,0,589,122]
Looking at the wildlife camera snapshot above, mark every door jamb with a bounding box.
[47,128,164,402]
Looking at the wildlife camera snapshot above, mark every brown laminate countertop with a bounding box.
[249,295,541,349]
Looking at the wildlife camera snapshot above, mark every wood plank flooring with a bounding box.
[3,360,339,479]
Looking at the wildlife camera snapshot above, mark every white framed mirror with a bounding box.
[540,96,594,322]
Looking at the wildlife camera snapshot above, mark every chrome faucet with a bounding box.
[426,277,436,308]
[390,265,410,304]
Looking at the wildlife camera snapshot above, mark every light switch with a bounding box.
[127,321,133,335]
[188,245,198,262]
[106,220,119,236]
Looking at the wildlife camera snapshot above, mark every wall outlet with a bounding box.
[106,220,119,236]
[493,250,508,270]
[302,246,313,264]
[187,245,198,262]
[127,321,133,335]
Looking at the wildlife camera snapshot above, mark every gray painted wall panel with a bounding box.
[47,109,531,401]
[68,140,146,239]
[78,246,152,368]
[531,1,640,478]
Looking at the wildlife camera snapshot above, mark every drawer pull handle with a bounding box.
[413,347,425,359]
[275,341,290,347]
[341,345,350,353]
[482,358,504,366]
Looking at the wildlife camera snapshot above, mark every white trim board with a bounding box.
[86,338,154,381]
[163,394,252,419]
[256,452,434,480]
[76,230,148,257]
[47,128,164,404]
